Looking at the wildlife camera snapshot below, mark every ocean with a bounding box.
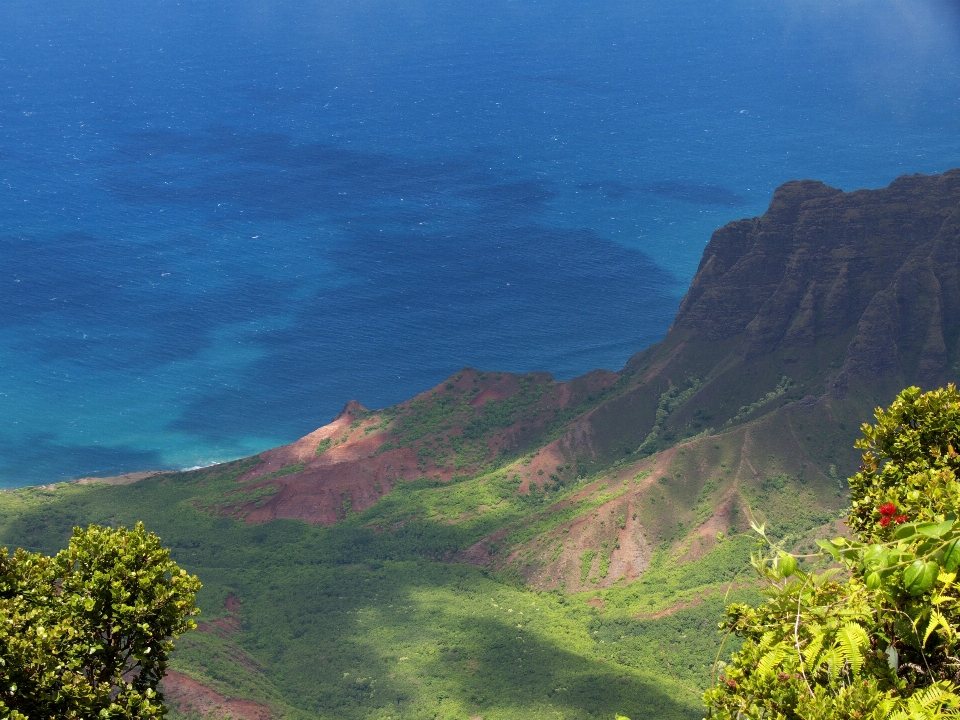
[2,0,960,485]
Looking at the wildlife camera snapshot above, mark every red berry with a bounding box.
[895,515,907,523]
[878,503,897,517]
[879,516,891,527]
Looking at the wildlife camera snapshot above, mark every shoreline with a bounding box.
[74,470,168,486]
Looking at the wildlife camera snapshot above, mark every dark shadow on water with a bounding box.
[168,218,680,441]
[106,131,683,441]
[5,127,682,470]
[642,182,746,207]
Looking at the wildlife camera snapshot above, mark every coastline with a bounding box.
[74,470,168,486]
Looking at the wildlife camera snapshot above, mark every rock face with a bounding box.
[671,170,960,383]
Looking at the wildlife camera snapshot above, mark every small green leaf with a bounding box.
[942,539,960,572]
[778,553,797,578]
[863,544,885,570]
[916,520,955,538]
[866,572,882,590]
[903,559,939,596]
[817,539,841,561]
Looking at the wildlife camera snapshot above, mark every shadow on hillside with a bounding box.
[228,559,701,720]
[0,473,703,719]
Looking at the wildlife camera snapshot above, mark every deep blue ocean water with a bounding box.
[3,0,960,486]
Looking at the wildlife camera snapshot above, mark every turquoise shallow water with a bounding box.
[2,0,960,485]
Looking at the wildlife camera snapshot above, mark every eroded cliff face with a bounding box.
[669,170,960,383]
[588,170,960,464]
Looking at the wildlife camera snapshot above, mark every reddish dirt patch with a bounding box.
[198,594,242,636]
[468,375,521,406]
[477,449,676,592]
[219,400,421,525]
[587,597,606,611]
[213,366,622,527]
[633,592,713,620]
[163,671,271,720]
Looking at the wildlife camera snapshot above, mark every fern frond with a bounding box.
[756,646,788,677]
[923,610,954,647]
[804,633,824,674]
[816,647,842,680]
[837,622,869,675]
[758,630,777,651]
[890,681,960,720]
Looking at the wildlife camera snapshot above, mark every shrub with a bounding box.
[704,385,960,720]
[0,523,200,719]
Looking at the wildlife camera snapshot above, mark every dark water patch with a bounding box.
[2,233,149,329]
[1,233,308,370]
[578,181,636,199]
[472,179,558,212]
[0,434,165,486]
[642,182,747,207]
[107,129,484,222]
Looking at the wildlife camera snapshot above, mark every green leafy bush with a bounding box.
[705,385,960,720]
[0,523,200,719]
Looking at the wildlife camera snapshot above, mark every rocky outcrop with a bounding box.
[673,171,960,363]
[594,169,960,464]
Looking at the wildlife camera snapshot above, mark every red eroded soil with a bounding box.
[212,594,243,633]
[217,368,620,526]
[468,374,521,406]
[163,671,271,720]
[225,401,418,525]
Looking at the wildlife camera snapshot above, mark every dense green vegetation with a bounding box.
[381,370,621,478]
[0,523,199,719]
[0,453,767,720]
[706,385,960,719]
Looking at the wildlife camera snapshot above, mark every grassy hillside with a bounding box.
[0,448,783,719]
[1,399,855,720]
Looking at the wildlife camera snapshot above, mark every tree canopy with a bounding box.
[705,384,960,719]
[0,522,200,719]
